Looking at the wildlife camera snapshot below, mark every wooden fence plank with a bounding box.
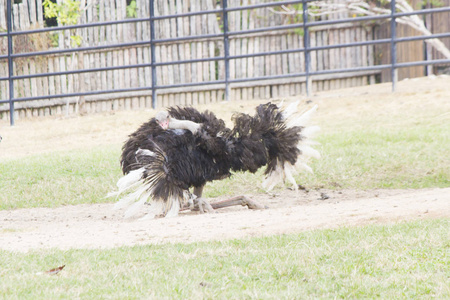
[21,2,31,29]
[182,1,190,84]
[98,0,105,44]
[241,0,249,79]
[112,50,119,90]
[202,41,208,82]
[160,44,168,85]
[12,3,19,30]
[22,61,31,99]
[310,31,316,73]
[54,57,62,95]
[329,29,336,70]
[360,27,366,67]
[155,45,163,85]
[0,0,6,29]
[175,0,185,84]
[143,46,151,86]
[281,34,288,76]
[124,48,131,88]
[66,54,74,96]
[323,30,330,70]
[196,41,203,82]
[136,0,143,39]
[41,57,49,102]
[29,0,36,24]
[112,0,119,44]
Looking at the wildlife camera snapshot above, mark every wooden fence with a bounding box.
[1,0,447,120]
[374,0,450,81]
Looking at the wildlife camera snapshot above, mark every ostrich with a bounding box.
[110,102,320,219]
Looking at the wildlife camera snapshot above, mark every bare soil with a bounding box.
[0,188,449,252]
[0,76,449,252]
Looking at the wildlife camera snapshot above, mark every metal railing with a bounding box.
[1,0,450,125]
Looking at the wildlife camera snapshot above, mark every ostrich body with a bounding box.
[111,102,320,219]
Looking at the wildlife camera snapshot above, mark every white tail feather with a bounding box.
[114,183,149,210]
[164,198,180,218]
[138,197,180,220]
[284,163,298,190]
[262,163,283,191]
[282,101,300,120]
[116,168,144,191]
[277,100,285,109]
[113,190,142,210]
[124,194,149,219]
[107,168,145,199]
[296,162,314,174]
[288,104,318,128]
[301,125,320,139]
[109,164,183,219]
[137,200,164,220]
[298,145,321,159]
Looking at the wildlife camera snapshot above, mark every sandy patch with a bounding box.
[0,188,448,252]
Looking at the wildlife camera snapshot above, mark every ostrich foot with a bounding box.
[189,197,214,213]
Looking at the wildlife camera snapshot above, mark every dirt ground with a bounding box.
[0,188,449,252]
[0,76,449,252]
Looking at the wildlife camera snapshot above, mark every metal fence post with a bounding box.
[302,0,311,97]
[390,0,397,92]
[150,0,157,108]
[222,0,230,101]
[7,0,15,125]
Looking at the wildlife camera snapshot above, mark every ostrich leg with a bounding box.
[193,185,204,197]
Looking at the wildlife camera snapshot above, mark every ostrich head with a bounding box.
[154,110,201,134]
[155,111,170,129]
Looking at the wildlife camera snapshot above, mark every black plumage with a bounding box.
[111,102,319,219]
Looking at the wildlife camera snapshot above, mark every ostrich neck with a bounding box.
[168,118,201,134]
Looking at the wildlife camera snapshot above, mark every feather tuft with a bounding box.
[262,104,320,191]
[116,168,144,192]
[282,101,300,120]
[301,125,321,139]
[287,104,318,128]
[298,145,321,159]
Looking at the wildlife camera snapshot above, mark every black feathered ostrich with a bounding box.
[110,102,320,219]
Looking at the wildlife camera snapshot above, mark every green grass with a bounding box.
[1,219,448,299]
[307,122,450,189]
[0,146,122,210]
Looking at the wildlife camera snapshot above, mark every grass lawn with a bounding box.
[1,219,449,299]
